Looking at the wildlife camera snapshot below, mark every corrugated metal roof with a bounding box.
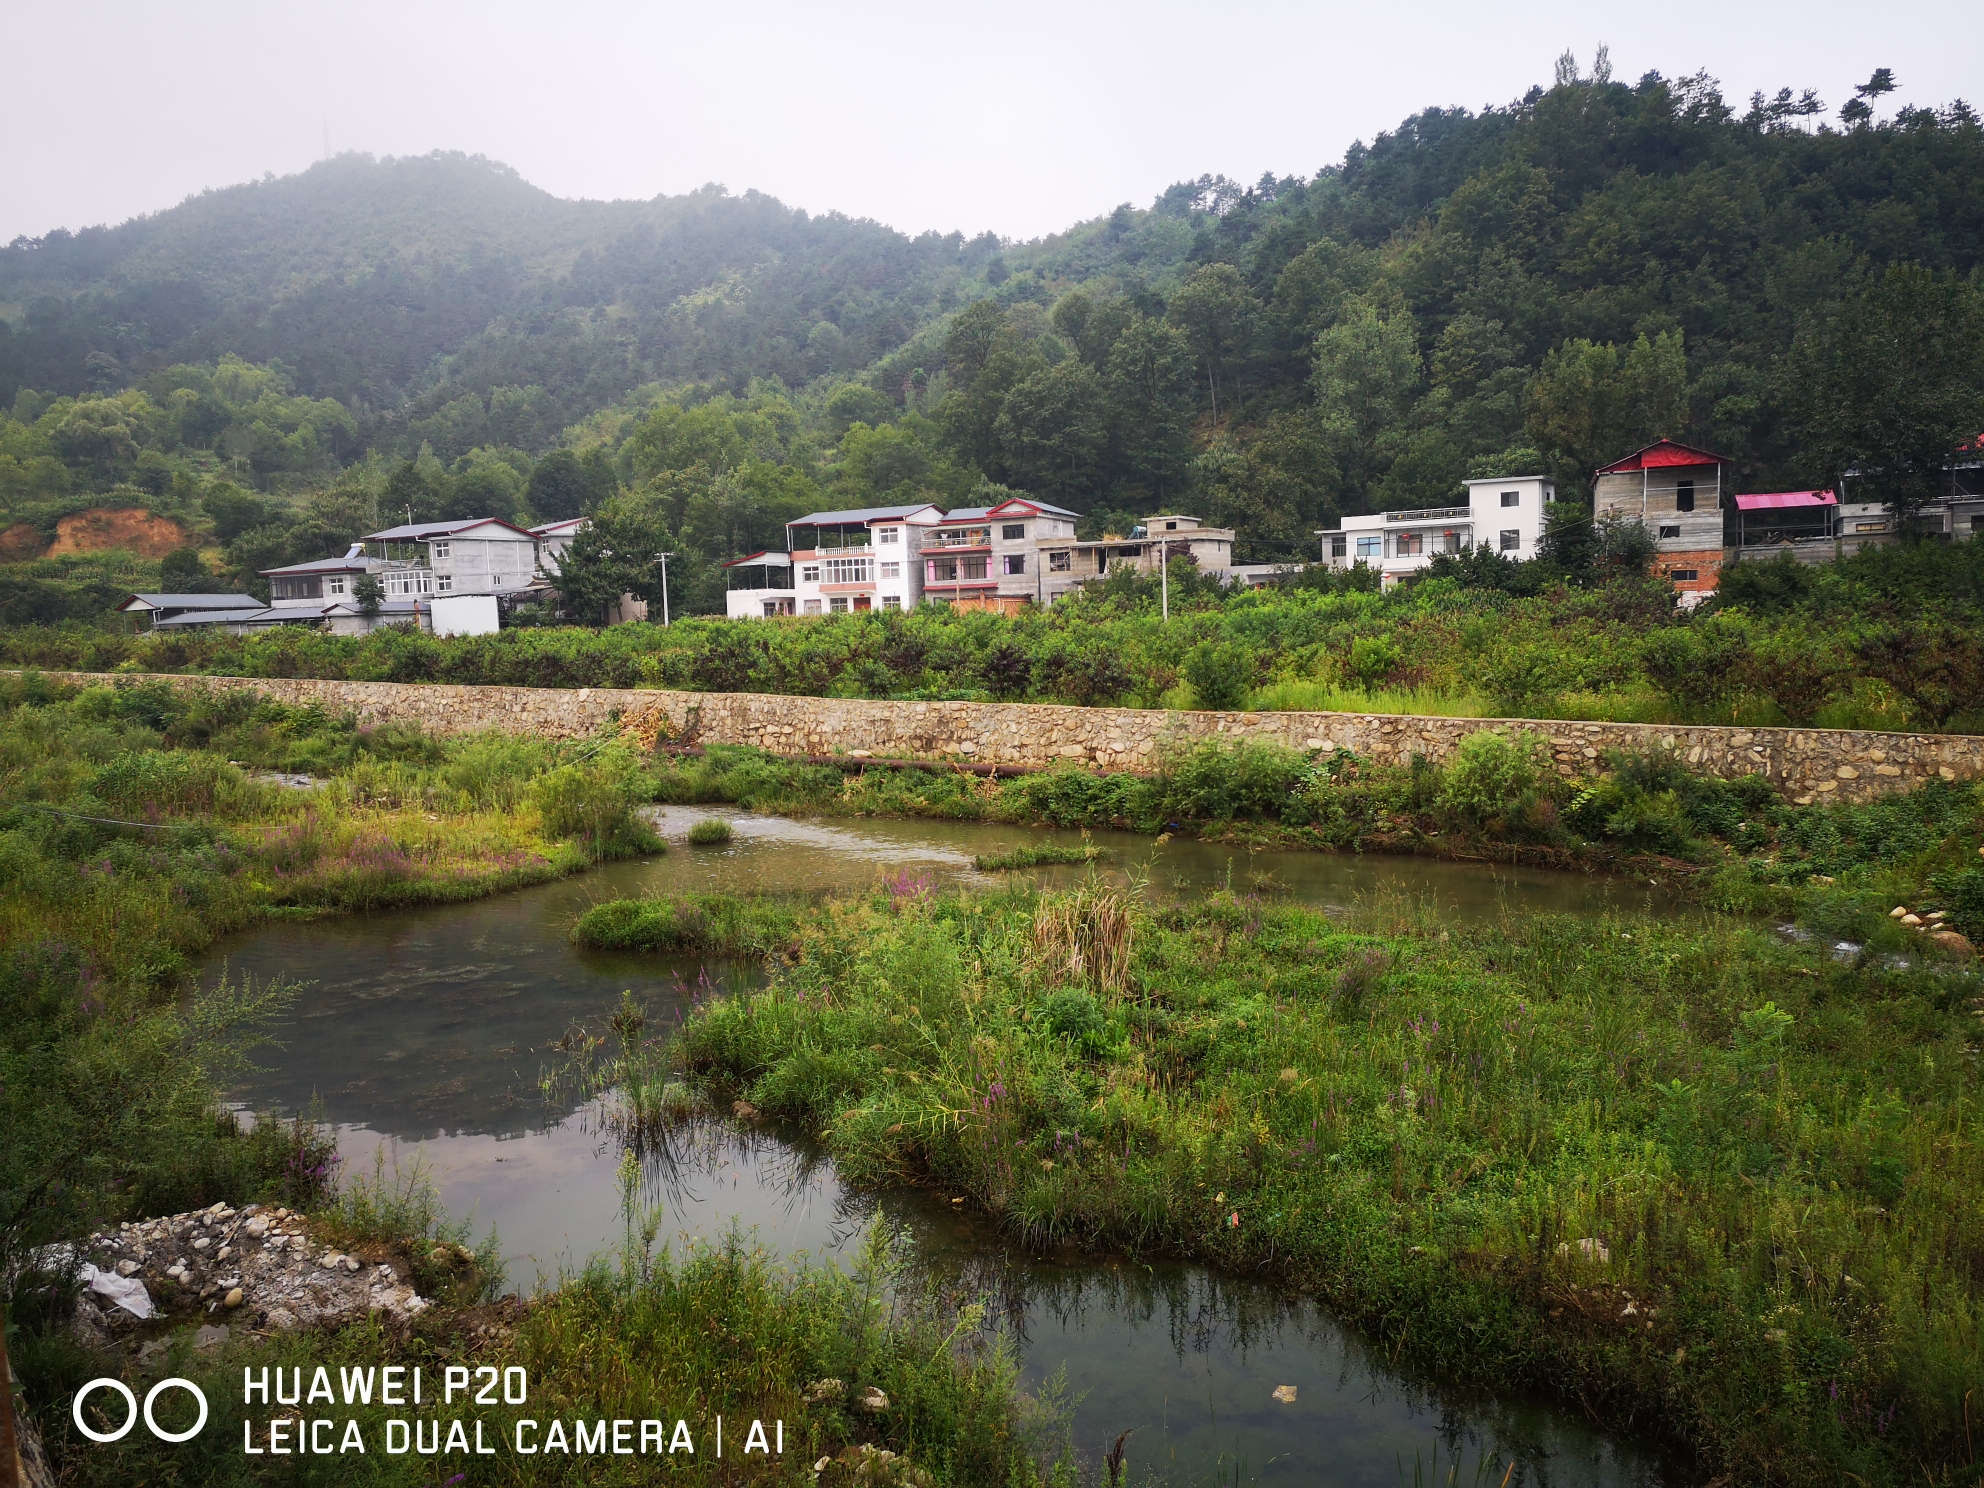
[118,593,262,611]
[720,551,793,569]
[1595,439,1728,474]
[363,518,534,541]
[1734,489,1837,511]
[786,504,940,526]
[151,608,292,628]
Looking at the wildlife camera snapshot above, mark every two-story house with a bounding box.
[1317,475,1554,585]
[1591,440,1727,595]
[361,518,541,597]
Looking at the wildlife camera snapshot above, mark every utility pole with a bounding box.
[1160,539,1169,622]
[653,552,675,626]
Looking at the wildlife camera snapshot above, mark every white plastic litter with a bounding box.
[78,1263,155,1319]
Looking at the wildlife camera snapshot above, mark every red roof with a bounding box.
[1733,490,1836,511]
[1595,439,1728,474]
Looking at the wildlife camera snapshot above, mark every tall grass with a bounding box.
[675,882,1984,1485]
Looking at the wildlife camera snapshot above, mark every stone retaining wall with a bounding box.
[28,671,1984,804]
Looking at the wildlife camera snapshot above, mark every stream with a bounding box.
[206,805,1684,1486]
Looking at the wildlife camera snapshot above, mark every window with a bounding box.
[1658,524,1681,539]
[431,541,450,560]
[1675,480,1695,512]
[1442,530,1464,553]
[1855,521,1889,533]
[801,598,822,614]
[878,527,900,544]
[824,557,872,584]
[435,573,453,591]
[1048,550,1072,572]
[1670,569,1699,582]
[1329,535,1347,558]
[1499,530,1520,552]
[1164,520,1178,530]
[1003,554,1026,575]
[963,556,987,580]
[801,565,821,582]
[762,601,779,618]
[1395,532,1423,556]
[1002,524,1025,540]
[882,595,902,610]
[1355,536,1382,559]
[880,561,900,579]
[1500,490,1519,508]
[829,596,849,613]
[327,575,347,596]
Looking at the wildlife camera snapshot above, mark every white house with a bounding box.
[1319,475,1554,586]
[725,504,945,618]
[721,501,1254,617]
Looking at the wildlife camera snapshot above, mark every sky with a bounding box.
[1,0,1971,246]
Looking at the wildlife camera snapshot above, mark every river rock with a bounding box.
[1930,929,1977,960]
[80,1203,429,1343]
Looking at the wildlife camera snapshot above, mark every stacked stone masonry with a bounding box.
[31,671,1984,804]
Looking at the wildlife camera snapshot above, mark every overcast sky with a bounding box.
[1,1,1970,246]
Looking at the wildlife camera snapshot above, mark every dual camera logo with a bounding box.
[72,1377,209,1443]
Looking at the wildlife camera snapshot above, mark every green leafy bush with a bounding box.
[531,755,660,858]
[1437,728,1544,826]
[1182,639,1256,710]
[688,817,733,845]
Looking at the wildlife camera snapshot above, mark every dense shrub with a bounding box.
[1437,729,1544,826]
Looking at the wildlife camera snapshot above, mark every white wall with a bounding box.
[431,594,500,637]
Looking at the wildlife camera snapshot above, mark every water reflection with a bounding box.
[207,807,1685,1485]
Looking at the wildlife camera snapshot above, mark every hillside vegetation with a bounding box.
[1,60,1981,613]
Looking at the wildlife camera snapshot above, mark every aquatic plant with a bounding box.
[688,816,733,845]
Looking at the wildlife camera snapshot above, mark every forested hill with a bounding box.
[0,152,997,438]
[3,61,1982,612]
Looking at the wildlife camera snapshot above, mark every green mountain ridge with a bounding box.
[3,64,1982,606]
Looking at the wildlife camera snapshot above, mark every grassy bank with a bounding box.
[2,673,1071,1486]
[657,873,1984,1485]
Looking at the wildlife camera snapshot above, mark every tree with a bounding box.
[200,482,268,542]
[526,449,593,522]
[352,573,384,616]
[1785,265,1984,526]
[382,458,436,525]
[1313,306,1421,501]
[1168,264,1258,425]
[994,362,1107,501]
[157,547,218,592]
[1105,319,1197,500]
[1524,331,1688,493]
[546,510,659,625]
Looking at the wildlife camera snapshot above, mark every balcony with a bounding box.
[1384,506,1471,523]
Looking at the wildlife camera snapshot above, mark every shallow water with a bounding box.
[209,808,1681,1485]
